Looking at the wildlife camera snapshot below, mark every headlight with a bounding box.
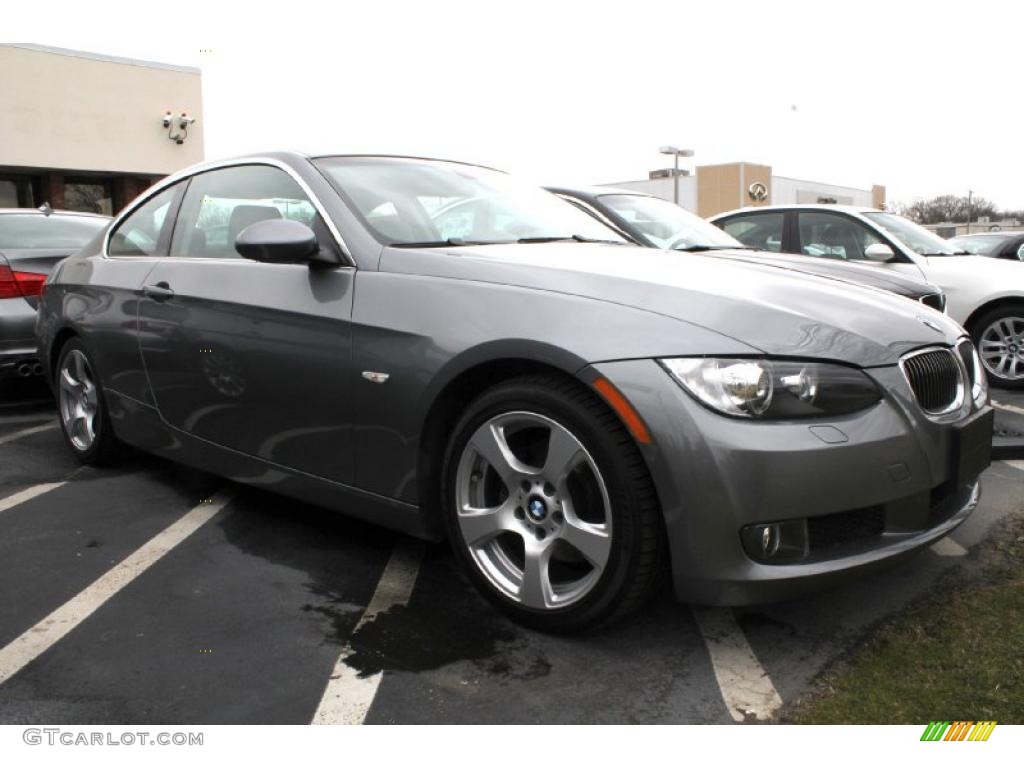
[659,358,882,419]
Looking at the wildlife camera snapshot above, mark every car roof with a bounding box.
[307,152,505,173]
[710,203,879,220]
[149,151,509,193]
[0,208,111,220]
[545,185,655,200]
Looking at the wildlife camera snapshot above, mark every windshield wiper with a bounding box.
[389,238,501,248]
[392,234,625,248]
[517,235,624,245]
[674,244,752,252]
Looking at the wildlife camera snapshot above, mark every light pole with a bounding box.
[966,189,973,235]
[659,146,694,205]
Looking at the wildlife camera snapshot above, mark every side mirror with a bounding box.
[863,243,895,263]
[235,219,318,263]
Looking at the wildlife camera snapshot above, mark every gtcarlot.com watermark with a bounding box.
[23,728,203,747]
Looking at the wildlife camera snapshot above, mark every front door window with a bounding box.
[797,212,885,261]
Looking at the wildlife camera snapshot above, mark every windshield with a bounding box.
[862,211,962,256]
[0,214,108,250]
[314,157,626,247]
[598,194,742,250]
[947,234,1006,256]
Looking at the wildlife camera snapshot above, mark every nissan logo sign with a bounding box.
[748,182,768,202]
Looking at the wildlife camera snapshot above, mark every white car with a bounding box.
[710,204,1024,389]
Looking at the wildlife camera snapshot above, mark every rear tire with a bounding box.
[440,374,665,633]
[970,303,1024,390]
[55,339,122,466]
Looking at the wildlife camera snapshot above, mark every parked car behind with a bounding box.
[710,205,1024,389]
[0,207,109,379]
[38,154,992,632]
[548,186,947,312]
[948,231,1024,262]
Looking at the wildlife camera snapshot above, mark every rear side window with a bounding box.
[720,212,784,252]
[108,185,180,257]
[169,165,317,259]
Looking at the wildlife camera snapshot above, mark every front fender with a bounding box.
[349,268,756,505]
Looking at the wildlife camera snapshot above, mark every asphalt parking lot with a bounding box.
[1,378,1022,725]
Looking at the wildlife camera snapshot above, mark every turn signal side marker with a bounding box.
[593,377,652,445]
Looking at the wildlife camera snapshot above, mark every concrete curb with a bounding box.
[993,436,1024,461]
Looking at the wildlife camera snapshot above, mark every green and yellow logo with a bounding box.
[920,721,997,741]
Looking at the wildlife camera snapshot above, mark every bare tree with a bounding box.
[897,194,999,224]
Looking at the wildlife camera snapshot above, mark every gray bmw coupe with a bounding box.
[36,153,994,632]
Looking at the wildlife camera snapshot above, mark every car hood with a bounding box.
[382,242,965,366]
[924,253,1024,276]
[700,249,941,299]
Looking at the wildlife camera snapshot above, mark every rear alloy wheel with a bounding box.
[56,340,121,465]
[442,375,664,633]
[972,305,1024,389]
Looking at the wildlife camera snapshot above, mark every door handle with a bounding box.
[143,281,175,301]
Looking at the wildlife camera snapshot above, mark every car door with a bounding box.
[136,163,357,484]
[795,210,889,261]
[792,210,929,282]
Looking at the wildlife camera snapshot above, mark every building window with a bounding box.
[64,177,113,215]
[0,175,37,208]
[0,180,16,208]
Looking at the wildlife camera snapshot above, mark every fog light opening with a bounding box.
[741,519,809,563]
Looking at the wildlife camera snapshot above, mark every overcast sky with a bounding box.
[10,0,1023,209]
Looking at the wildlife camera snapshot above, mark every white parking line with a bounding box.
[0,421,58,447]
[691,606,783,722]
[0,482,66,515]
[1003,460,1024,473]
[0,413,56,427]
[0,490,233,686]
[312,541,423,725]
[993,400,1024,417]
[931,537,968,557]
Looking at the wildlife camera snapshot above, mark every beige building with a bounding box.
[0,44,204,214]
[604,161,886,217]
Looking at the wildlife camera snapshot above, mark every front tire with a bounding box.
[971,303,1024,390]
[440,374,665,633]
[56,339,122,465]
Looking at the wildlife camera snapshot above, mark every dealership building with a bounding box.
[0,44,204,215]
[603,161,886,218]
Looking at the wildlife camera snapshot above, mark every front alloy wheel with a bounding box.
[455,411,612,611]
[442,375,665,633]
[973,305,1024,389]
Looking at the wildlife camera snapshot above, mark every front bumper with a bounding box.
[593,359,991,605]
